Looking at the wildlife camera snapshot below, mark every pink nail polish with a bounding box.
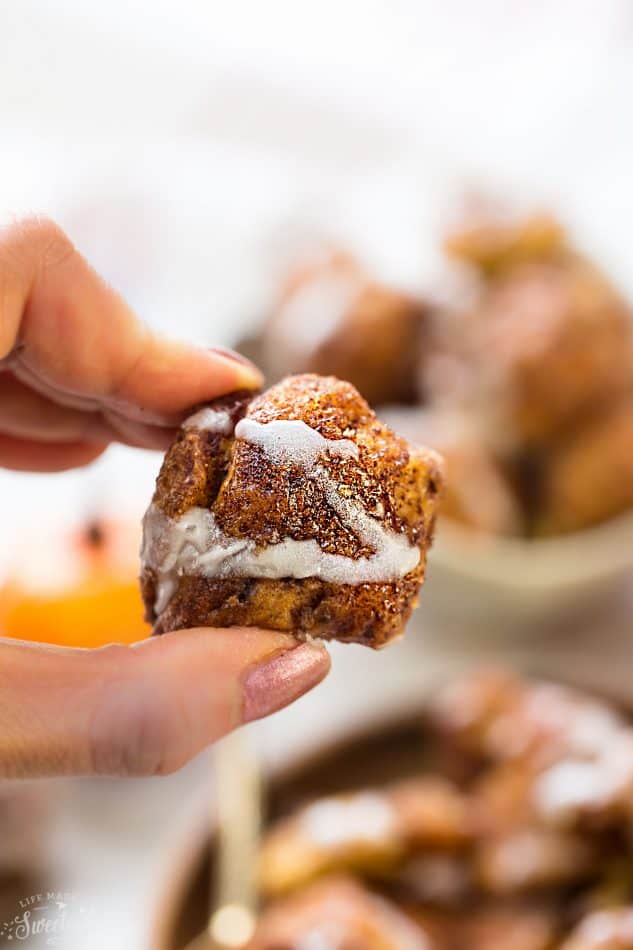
[242,643,330,723]
[209,346,259,370]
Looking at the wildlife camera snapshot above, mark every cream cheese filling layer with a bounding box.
[142,419,420,614]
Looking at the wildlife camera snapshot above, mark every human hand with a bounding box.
[0,217,330,777]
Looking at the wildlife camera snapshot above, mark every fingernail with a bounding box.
[208,347,263,389]
[242,642,330,723]
[210,346,260,370]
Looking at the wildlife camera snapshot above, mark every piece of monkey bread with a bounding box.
[560,908,633,950]
[258,778,473,899]
[260,252,429,406]
[140,374,443,648]
[382,407,523,536]
[536,396,633,536]
[482,259,633,447]
[438,213,633,450]
[444,210,568,279]
[249,875,432,950]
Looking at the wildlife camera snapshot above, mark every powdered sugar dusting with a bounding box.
[533,722,633,825]
[300,792,397,848]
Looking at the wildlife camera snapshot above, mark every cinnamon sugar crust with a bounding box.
[140,375,443,647]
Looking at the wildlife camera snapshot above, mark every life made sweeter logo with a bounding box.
[0,891,95,946]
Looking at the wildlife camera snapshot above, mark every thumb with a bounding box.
[0,629,330,778]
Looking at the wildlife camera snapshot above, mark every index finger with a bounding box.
[0,217,262,426]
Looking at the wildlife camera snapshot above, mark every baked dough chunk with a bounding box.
[141,374,443,647]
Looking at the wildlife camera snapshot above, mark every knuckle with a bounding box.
[0,215,77,361]
[26,216,75,270]
[1,215,75,275]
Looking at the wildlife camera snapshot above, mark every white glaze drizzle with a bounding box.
[533,713,633,824]
[142,419,420,613]
[296,927,347,950]
[183,407,233,435]
[234,417,359,464]
[300,792,397,848]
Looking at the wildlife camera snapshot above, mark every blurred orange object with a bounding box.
[0,518,150,648]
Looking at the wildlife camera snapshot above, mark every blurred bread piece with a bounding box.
[560,907,633,950]
[537,397,633,535]
[445,210,567,278]
[457,905,558,950]
[258,789,405,898]
[258,778,472,899]
[474,826,596,895]
[437,209,633,456]
[428,668,627,770]
[431,258,633,451]
[251,669,633,947]
[249,876,433,949]
[484,260,632,448]
[382,407,523,535]
[260,251,429,406]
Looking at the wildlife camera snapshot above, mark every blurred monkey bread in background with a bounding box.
[259,251,430,407]
[381,407,523,538]
[249,668,633,949]
[249,213,633,540]
[439,212,633,450]
[140,375,443,648]
[435,211,633,536]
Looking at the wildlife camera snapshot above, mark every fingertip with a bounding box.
[132,626,300,657]
[108,339,263,422]
[205,347,264,390]
[241,640,330,724]
[131,627,330,730]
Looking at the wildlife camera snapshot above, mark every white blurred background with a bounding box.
[2,2,633,946]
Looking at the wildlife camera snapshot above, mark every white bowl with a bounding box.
[425,511,633,633]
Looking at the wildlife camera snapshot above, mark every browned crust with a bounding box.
[141,375,443,647]
[154,389,253,519]
[144,569,425,648]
